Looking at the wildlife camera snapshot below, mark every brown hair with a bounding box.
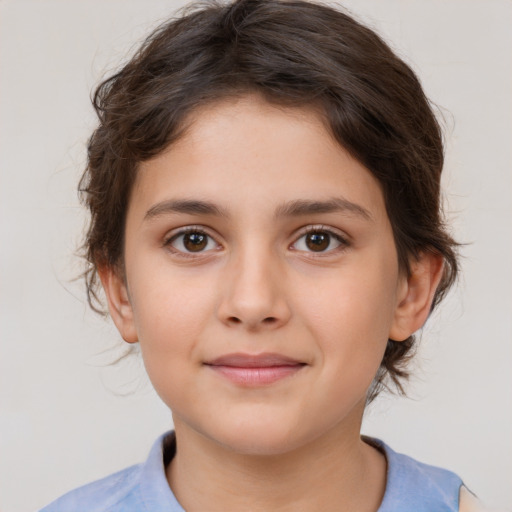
[80,0,458,401]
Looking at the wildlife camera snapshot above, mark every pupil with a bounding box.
[306,232,329,251]
[184,233,207,252]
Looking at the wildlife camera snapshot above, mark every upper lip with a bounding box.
[205,352,305,368]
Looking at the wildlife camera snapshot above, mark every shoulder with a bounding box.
[368,438,463,512]
[39,464,144,512]
[39,432,183,512]
[375,441,492,512]
[459,486,492,512]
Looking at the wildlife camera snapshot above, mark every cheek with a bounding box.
[298,255,399,372]
[127,262,216,379]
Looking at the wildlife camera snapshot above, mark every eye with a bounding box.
[292,228,347,253]
[166,229,219,254]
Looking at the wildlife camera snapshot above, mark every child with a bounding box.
[40,0,486,510]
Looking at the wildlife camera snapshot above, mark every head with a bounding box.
[81,0,458,409]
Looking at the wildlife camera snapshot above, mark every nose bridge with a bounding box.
[218,236,290,329]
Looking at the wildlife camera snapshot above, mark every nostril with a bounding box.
[226,316,278,326]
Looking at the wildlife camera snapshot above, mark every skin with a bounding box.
[100,95,443,511]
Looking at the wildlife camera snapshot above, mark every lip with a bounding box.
[204,352,306,386]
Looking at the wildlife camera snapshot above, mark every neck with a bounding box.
[166,413,386,511]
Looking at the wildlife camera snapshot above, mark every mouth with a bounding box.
[204,352,307,387]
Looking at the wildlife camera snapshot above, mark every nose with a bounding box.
[217,244,292,331]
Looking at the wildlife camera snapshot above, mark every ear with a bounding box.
[98,266,138,344]
[389,252,444,342]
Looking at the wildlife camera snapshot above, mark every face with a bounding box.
[106,96,413,455]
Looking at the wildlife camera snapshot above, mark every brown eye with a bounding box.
[292,228,346,254]
[183,232,207,252]
[305,232,330,252]
[168,230,217,254]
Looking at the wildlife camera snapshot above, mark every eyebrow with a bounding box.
[274,197,373,221]
[144,199,229,220]
[143,197,372,222]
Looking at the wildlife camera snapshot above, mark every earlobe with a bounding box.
[389,252,444,342]
[98,266,138,344]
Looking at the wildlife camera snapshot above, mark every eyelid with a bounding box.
[303,224,347,237]
[161,224,350,257]
[163,225,223,256]
[290,224,350,254]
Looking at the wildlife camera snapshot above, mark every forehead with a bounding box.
[130,95,387,223]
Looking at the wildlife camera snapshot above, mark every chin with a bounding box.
[205,415,313,457]
[220,433,302,457]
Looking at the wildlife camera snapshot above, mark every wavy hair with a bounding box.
[80,0,459,401]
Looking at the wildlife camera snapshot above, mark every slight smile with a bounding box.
[204,353,307,387]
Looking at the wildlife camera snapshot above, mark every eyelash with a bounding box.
[291,225,350,256]
[163,225,350,258]
[163,226,219,259]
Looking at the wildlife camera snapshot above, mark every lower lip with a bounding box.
[207,365,304,386]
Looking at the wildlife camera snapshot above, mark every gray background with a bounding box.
[1,0,511,510]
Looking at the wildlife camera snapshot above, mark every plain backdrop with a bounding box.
[0,0,511,510]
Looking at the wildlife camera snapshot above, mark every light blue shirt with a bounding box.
[40,432,463,511]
